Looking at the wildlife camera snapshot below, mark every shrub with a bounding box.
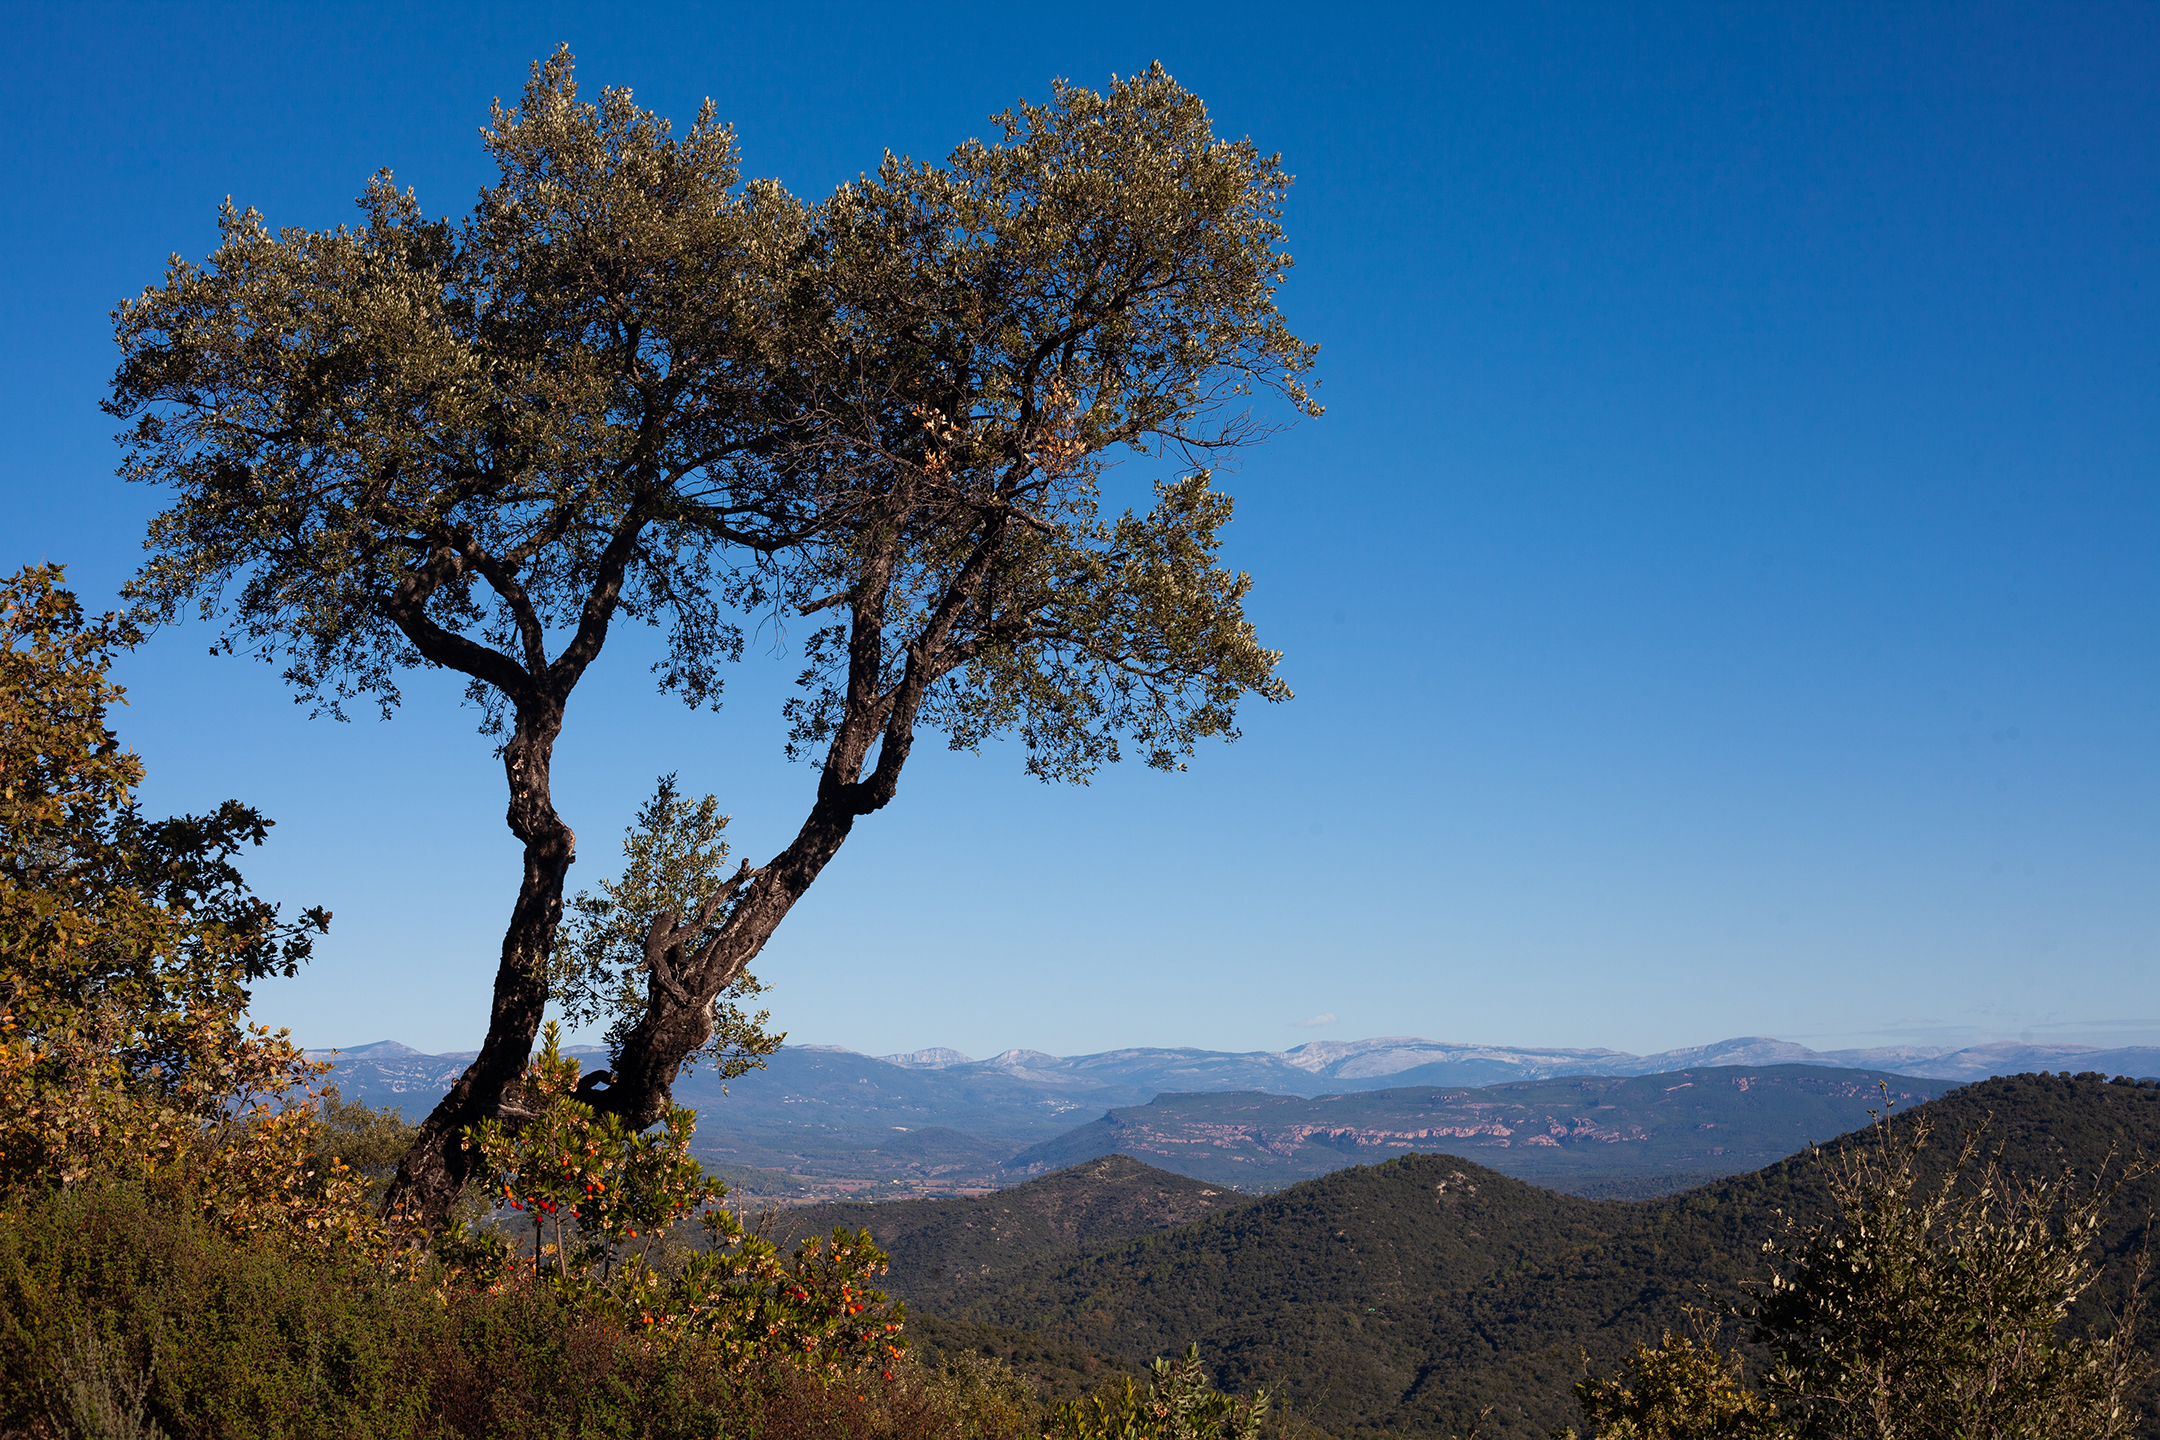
[1561,1097,2152,1440]
[308,1088,418,1212]
[1750,1103,2150,1439]
[457,1022,906,1375]
[0,1182,429,1437]
[0,1179,1054,1439]
[1047,1344,1268,1440]
[0,565,379,1256]
[1559,1308,1783,1440]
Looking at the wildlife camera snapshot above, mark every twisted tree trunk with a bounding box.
[384,704,572,1228]
[599,788,865,1130]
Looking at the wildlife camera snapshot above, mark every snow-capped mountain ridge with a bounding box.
[315,1034,2158,1109]
[854,1034,2147,1089]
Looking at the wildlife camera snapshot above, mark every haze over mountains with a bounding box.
[310,1032,2157,1200]
[866,1032,2160,1089]
[312,1030,2160,1107]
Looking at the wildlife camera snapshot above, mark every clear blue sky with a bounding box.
[4,2,2153,1059]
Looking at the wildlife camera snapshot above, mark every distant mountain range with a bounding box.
[870,1032,2160,1089]
[997,1065,1953,1192]
[308,1032,2156,1199]
[312,1032,2160,1106]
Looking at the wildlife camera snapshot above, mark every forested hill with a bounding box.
[917,1073,2160,1440]
[780,1155,1245,1313]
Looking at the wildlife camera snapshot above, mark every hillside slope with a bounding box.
[933,1074,2160,1439]
[778,1155,1244,1312]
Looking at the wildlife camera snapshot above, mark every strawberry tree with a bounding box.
[459,1022,903,1374]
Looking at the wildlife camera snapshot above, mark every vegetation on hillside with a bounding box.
[1558,1093,2152,1439]
[0,564,1252,1437]
[785,1157,1246,1312]
[908,1075,2160,1438]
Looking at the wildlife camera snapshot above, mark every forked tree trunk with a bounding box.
[385,705,572,1228]
[389,524,984,1225]
[597,549,965,1133]
[600,789,864,1129]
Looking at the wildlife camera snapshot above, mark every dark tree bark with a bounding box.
[380,515,642,1228]
[385,707,571,1224]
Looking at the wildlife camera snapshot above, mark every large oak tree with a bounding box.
[110,52,1317,1225]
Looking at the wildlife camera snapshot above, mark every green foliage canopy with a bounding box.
[109,57,800,725]
[766,62,1312,783]
[105,50,1312,792]
[104,49,1317,1222]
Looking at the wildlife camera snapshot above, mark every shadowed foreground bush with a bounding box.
[0,1183,1027,1439]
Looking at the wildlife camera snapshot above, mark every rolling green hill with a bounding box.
[778,1155,1247,1314]
[1004,1065,1950,1192]
[895,1073,2160,1438]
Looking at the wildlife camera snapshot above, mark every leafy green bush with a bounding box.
[1559,1309,1782,1440]
[457,1022,906,1375]
[308,1088,418,1212]
[0,1182,428,1436]
[1048,1344,1268,1440]
[1749,1102,2149,1439]
[0,564,385,1260]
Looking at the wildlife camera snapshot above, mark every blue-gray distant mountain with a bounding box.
[307,1033,2155,1197]
[868,1034,2160,1091]
[999,1065,1953,1191]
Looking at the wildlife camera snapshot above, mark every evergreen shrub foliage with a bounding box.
[0,1181,1066,1438]
[1560,1095,2152,1440]
[458,1021,906,1375]
[1046,1344,1268,1440]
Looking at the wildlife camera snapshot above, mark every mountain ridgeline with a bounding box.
[809,1074,2160,1439]
[317,1040,1980,1197]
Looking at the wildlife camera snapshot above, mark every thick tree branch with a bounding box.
[451,527,551,677]
[378,545,535,705]
[547,508,650,695]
